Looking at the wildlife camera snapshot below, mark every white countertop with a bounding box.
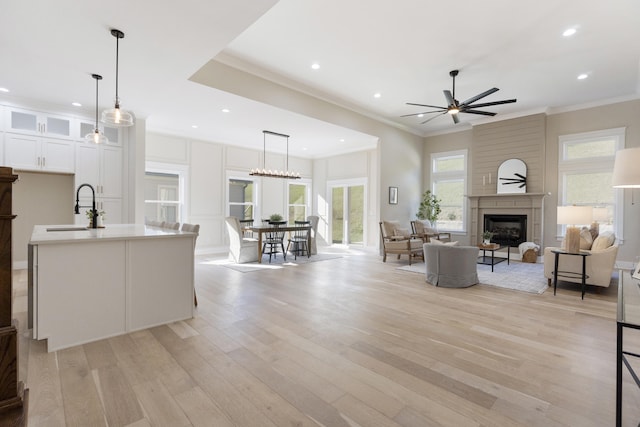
[30,224,196,245]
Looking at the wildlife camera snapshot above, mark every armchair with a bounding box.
[379,221,424,265]
[424,243,479,288]
[543,231,618,288]
[225,217,259,263]
[411,220,451,243]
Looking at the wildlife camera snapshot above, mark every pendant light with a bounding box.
[85,74,108,144]
[101,29,134,127]
[249,130,301,179]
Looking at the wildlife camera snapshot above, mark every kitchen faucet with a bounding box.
[74,183,97,228]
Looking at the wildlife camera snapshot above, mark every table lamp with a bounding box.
[557,205,593,253]
[612,147,640,189]
[591,206,609,236]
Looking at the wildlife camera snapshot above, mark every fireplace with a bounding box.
[483,214,527,247]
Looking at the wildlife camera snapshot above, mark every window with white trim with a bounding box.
[431,150,467,232]
[144,162,187,223]
[288,181,310,224]
[557,127,625,237]
[228,178,256,220]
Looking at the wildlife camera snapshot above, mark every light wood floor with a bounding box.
[12,249,640,426]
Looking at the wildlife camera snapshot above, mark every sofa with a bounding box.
[543,229,618,288]
[424,243,479,288]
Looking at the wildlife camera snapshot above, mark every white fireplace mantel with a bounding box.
[468,193,547,247]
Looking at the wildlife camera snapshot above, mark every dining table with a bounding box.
[249,224,312,263]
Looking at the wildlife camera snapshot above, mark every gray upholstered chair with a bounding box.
[162,221,180,230]
[424,243,479,288]
[225,217,259,263]
[307,215,320,255]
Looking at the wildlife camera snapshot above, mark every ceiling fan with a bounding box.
[402,70,517,124]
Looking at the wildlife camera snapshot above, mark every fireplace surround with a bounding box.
[468,193,546,248]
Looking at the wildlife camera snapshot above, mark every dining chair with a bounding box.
[239,218,254,238]
[181,222,200,306]
[287,220,310,260]
[262,221,287,263]
[162,221,180,230]
[307,215,320,255]
[225,217,259,264]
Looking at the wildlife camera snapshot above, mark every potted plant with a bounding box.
[482,230,493,245]
[86,209,106,227]
[268,213,284,224]
[416,190,441,225]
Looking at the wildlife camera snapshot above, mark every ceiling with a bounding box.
[1,0,639,159]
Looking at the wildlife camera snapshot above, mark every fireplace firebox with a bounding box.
[483,214,527,247]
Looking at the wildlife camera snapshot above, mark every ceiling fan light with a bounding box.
[448,108,459,115]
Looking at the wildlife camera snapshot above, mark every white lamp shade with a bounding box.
[557,205,593,225]
[592,207,609,222]
[612,147,640,188]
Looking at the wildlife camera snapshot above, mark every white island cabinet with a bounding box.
[28,224,196,352]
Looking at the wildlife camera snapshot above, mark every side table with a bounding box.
[551,249,591,299]
[477,243,510,272]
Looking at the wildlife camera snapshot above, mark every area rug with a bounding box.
[205,252,344,273]
[396,261,549,294]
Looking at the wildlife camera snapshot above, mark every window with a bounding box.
[144,162,187,223]
[431,150,467,232]
[558,127,625,237]
[228,178,255,220]
[288,182,310,224]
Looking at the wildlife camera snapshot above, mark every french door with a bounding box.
[329,180,365,245]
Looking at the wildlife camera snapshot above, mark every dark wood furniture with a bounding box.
[551,248,591,299]
[251,224,312,263]
[477,243,510,272]
[0,167,27,426]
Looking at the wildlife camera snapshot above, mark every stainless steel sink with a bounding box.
[45,227,88,232]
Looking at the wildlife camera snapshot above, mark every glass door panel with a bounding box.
[331,184,364,245]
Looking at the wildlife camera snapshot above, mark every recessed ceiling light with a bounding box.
[417,113,424,118]
[577,73,589,80]
[191,125,198,129]
[311,63,320,70]
[339,138,345,142]
[563,28,577,37]
[221,108,230,113]
[0,87,9,93]
[72,102,82,107]
[373,93,381,98]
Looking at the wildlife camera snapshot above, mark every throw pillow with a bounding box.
[393,227,411,239]
[591,231,616,251]
[430,239,458,246]
[579,226,593,250]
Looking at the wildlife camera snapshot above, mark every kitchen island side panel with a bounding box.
[36,241,126,351]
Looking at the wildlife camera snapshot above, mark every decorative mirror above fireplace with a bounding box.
[497,158,527,194]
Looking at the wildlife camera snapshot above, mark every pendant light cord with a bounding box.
[95,76,99,128]
[114,34,120,107]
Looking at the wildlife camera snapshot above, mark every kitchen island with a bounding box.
[28,224,196,352]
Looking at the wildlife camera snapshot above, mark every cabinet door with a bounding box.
[100,198,122,225]
[7,107,72,138]
[41,139,74,173]
[75,143,100,188]
[8,109,39,135]
[4,134,40,170]
[100,146,122,198]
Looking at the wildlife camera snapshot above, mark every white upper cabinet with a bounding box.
[7,107,73,139]
[4,134,75,173]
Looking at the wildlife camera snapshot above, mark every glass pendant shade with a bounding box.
[85,74,108,144]
[102,29,134,127]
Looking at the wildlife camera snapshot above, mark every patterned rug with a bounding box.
[397,260,549,294]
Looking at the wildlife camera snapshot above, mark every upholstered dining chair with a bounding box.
[225,217,259,264]
[307,215,320,255]
[162,221,180,230]
[239,218,254,238]
[287,220,310,260]
[181,222,200,306]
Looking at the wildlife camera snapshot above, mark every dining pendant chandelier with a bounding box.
[249,130,301,179]
[101,29,134,127]
[85,74,108,144]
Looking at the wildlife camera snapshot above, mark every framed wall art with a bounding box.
[389,187,398,205]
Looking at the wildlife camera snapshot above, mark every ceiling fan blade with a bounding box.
[421,112,447,124]
[400,110,445,118]
[465,99,517,109]
[451,113,460,124]
[460,87,499,106]
[406,102,448,109]
[463,109,497,116]
[443,90,456,107]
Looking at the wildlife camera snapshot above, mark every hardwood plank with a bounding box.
[174,386,235,427]
[132,379,190,427]
[93,364,145,427]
